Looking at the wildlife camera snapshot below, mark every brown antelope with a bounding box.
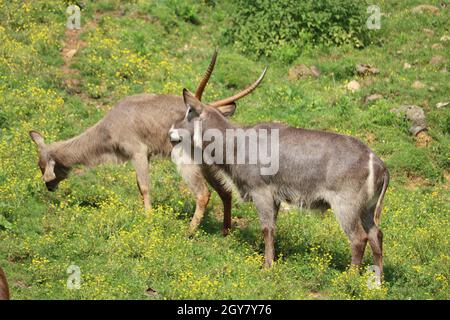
[0,267,9,300]
[30,50,265,235]
[169,87,389,282]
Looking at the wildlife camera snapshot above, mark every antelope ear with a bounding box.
[216,102,236,117]
[42,159,56,182]
[29,131,45,149]
[183,88,204,115]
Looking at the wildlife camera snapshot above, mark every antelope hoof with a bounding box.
[143,201,152,211]
[221,227,231,237]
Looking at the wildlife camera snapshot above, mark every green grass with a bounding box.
[0,0,449,299]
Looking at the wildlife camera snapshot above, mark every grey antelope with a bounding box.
[30,50,265,235]
[169,88,390,280]
[0,267,9,300]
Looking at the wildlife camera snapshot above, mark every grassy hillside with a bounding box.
[0,0,448,299]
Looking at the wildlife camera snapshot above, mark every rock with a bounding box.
[288,64,321,80]
[347,80,361,92]
[364,93,383,104]
[391,105,428,136]
[422,28,434,36]
[145,287,159,298]
[309,65,321,77]
[411,5,440,15]
[64,48,77,60]
[440,35,450,42]
[436,101,450,109]
[405,106,428,135]
[412,81,426,89]
[430,55,445,65]
[403,62,412,70]
[355,64,379,76]
[431,43,443,49]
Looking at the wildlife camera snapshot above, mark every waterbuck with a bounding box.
[169,87,390,279]
[29,50,265,235]
[0,267,9,300]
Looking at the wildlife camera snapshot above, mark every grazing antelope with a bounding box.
[30,50,264,234]
[169,86,389,280]
[0,267,9,300]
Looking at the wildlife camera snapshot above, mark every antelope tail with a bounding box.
[374,169,389,226]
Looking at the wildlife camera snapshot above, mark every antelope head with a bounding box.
[169,60,267,144]
[29,131,69,191]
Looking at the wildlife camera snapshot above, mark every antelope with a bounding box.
[0,267,9,300]
[30,50,265,235]
[169,87,390,281]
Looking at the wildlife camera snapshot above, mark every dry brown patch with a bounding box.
[232,216,250,230]
[13,280,31,289]
[365,132,376,144]
[212,206,250,230]
[309,290,327,299]
[415,131,433,147]
[443,171,450,190]
[405,172,430,189]
[60,11,108,106]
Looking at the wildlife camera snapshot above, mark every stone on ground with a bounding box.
[347,80,361,92]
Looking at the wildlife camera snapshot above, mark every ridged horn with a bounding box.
[208,67,267,108]
[195,48,218,100]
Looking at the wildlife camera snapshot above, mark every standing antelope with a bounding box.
[30,50,264,235]
[169,87,389,280]
[0,267,9,300]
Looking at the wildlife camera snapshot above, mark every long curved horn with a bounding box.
[195,48,218,100]
[208,67,267,108]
